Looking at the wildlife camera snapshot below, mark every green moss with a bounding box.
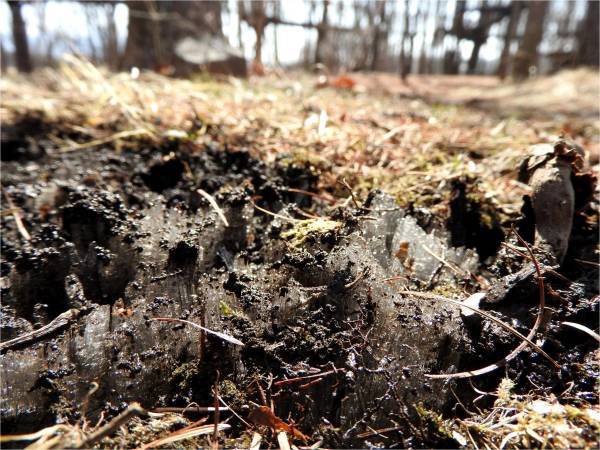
[219,379,247,409]
[430,283,465,298]
[169,361,200,391]
[219,300,233,317]
[278,148,330,171]
[281,218,342,248]
[415,403,454,441]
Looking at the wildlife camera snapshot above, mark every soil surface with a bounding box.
[1,67,598,448]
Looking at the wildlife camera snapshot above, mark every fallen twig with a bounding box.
[251,200,301,222]
[397,291,559,378]
[284,187,337,205]
[0,308,83,353]
[356,426,402,439]
[197,189,229,227]
[573,258,600,268]
[273,368,345,387]
[59,128,152,152]
[140,421,230,449]
[501,242,571,283]
[422,244,467,277]
[217,395,253,428]
[152,406,229,416]
[344,268,369,289]
[337,178,402,213]
[149,317,244,346]
[2,188,31,241]
[561,321,600,342]
[76,402,147,448]
[398,230,558,379]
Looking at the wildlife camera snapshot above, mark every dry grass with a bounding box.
[449,377,600,450]
[2,56,598,217]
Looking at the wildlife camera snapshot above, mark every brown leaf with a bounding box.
[248,406,308,442]
[329,75,356,90]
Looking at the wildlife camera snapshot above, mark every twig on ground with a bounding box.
[561,321,600,342]
[397,290,559,378]
[217,396,252,428]
[2,188,31,241]
[284,188,338,205]
[344,268,369,289]
[0,308,83,353]
[356,426,402,439]
[197,189,229,227]
[59,128,151,152]
[273,367,345,387]
[573,258,600,267]
[501,242,571,283]
[399,229,558,379]
[149,317,244,346]
[152,406,229,416]
[251,200,301,222]
[140,420,230,449]
[337,178,362,209]
[76,402,147,448]
[421,244,467,277]
[212,370,221,450]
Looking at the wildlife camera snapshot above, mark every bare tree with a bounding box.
[101,4,119,69]
[238,0,269,69]
[399,0,411,80]
[416,0,431,74]
[512,0,549,80]
[1,40,7,73]
[315,0,329,65]
[498,0,524,79]
[466,1,494,73]
[576,0,599,67]
[369,0,388,71]
[8,0,32,73]
[272,0,280,65]
[122,1,224,72]
[444,0,465,74]
[250,0,267,68]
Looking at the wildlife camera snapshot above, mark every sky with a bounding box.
[0,0,589,71]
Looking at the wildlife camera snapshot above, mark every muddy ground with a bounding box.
[0,68,599,448]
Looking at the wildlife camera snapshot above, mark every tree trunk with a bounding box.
[121,1,159,70]
[576,0,599,67]
[315,0,329,65]
[417,1,430,74]
[103,5,119,69]
[497,1,523,79]
[399,2,410,80]
[429,0,446,74]
[444,0,465,74]
[250,1,267,69]
[467,40,483,74]
[122,0,224,73]
[1,41,7,73]
[466,1,496,75]
[512,0,548,80]
[369,0,386,71]
[8,0,32,73]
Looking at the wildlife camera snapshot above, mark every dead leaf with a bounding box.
[394,241,410,263]
[248,406,308,442]
[329,75,356,90]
